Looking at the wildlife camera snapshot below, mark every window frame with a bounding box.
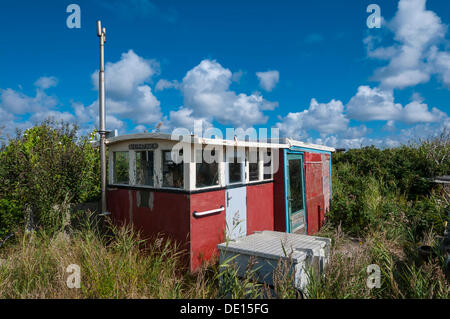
[263,148,273,180]
[246,147,260,183]
[112,151,130,185]
[161,149,184,189]
[134,150,155,187]
[226,147,245,185]
[195,148,220,189]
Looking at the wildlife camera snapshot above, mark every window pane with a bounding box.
[248,149,259,182]
[196,149,219,188]
[288,158,304,212]
[263,150,272,180]
[162,150,184,188]
[228,149,242,184]
[113,151,129,184]
[136,151,154,186]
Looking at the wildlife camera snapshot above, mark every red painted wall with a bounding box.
[246,182,274,235]
[107,188,133,226]
[304,152,326,235]
[107,187,191,258]
[189,189,226,271]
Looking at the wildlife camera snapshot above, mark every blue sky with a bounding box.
[0,0,449,148]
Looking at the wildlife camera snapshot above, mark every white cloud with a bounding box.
[275,98,349,139]
[402,100,446,123]
[432,50,450,86]
[366,0,448,89]
[34,76,58,89]
[29,110,75,124]
[347,86,403,121]
[346,85,445,123]
[155,79,179,91]
[168,107,212,132]
[89,50,162,128]
[0,88,57,114]
[180,59,278,128]
[91,49,159,99]
[134,124,148,132]
[256,70,279,92]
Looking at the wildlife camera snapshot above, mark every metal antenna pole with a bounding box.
[97,20,107,215]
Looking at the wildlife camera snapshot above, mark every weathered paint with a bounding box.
[189,189,226,271]
[246,182,274,235]
[106,147,333,272]
[225,186,247,240]
[303,152,325,235]
[322,154,331,217]
[107,187,191,257]
[107,188,133,226]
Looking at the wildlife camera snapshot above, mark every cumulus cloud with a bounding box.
[346,85,446,123]
[275,98,349,139]
[180,59,278,128]
[34,76,58,89]
[168,107,212,132]
[0,87,57,115]
[155,79,179,91]
[432,50,450,86]
[366,0,448,89]
[89,50,162,129]
[256,70,279,91]
[91,50,159,99]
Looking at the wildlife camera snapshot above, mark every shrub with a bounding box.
[0,119,100,236]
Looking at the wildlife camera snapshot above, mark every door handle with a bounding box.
[227,192,233,207]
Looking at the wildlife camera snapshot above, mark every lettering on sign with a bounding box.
[128,143,159,150]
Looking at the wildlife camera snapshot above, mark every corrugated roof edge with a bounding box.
[103,132,336,152]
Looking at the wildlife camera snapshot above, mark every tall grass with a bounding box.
[306,214,449,299]
[0,212,217,299]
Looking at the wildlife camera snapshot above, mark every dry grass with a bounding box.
[306,224,449,299]
[0,214,217,299]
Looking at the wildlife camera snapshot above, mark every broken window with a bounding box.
[162,150,184,188]
[196,149,219,188]
[135,151,154,186]
[113,151,129,184]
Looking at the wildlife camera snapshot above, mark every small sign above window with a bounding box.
[128,143,158,150]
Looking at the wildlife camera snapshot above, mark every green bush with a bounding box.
[327,133,449,237]
[0,119,100,236]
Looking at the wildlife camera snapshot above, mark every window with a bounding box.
[196,149,219,188]
[162,150,184,188]
[263,150,272,180]
[228,148,243,184]
[135,151,154,186]
[248,148,259,182]
[113,151,129,184]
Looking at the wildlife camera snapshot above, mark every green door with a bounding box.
[286,153,306,234]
